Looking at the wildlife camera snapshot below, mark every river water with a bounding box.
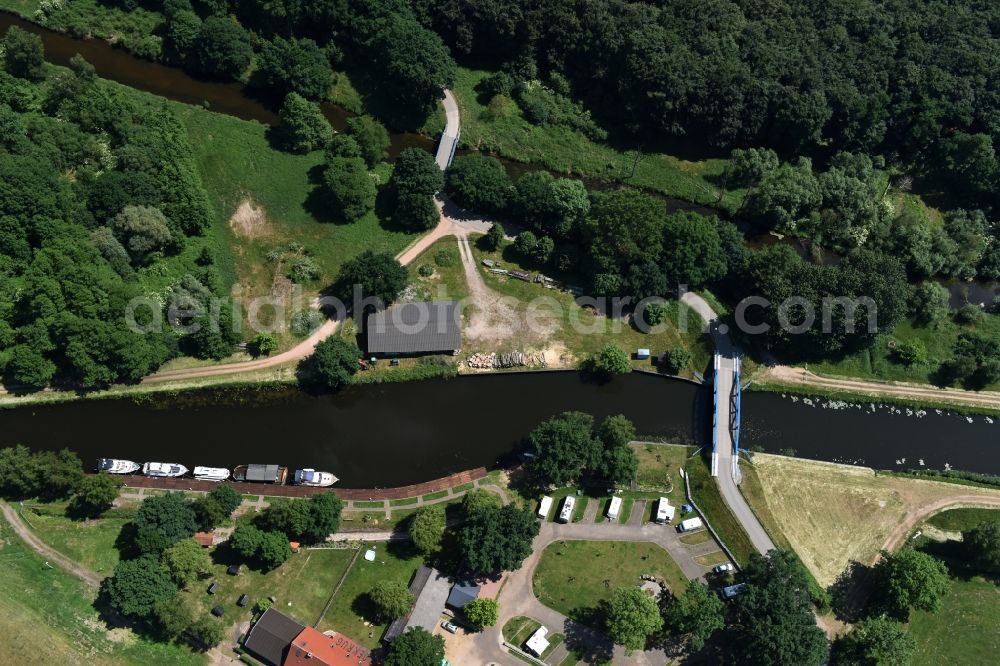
[743,392,1000,474]
[3,12,999,482]
[0,372,706,488]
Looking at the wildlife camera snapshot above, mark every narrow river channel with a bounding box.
[0,372,706,488]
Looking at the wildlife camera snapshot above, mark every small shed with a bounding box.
[211,606,225,617]
[207,582,218,595]
[237,594,250,607]
[446,581,481,610]
[525,626,549,657]
[193,531,214,548]
[636,348,651,360]
[227,564,241,576]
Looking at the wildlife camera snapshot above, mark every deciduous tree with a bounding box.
[279,93,333,153]
[604,586,663,652]
[410,505,446,555]
[463,597,498,629]
[384,627,445,666]
[300,336,361,389]
[162,538,212,587]
[103,556,178,620]
[459,504,538,577]
[370,579,414,620]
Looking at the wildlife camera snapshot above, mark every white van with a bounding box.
[606,496,623,521]
[558,496,576,523]
[678,517,704,532]
[654,497,675,524]
[537,495,553,519]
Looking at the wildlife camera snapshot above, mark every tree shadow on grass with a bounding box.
[829,560,874,623]
[563,612,614,665]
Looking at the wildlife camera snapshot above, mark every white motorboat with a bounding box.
[142,462,189,478]
[193,466,230,482]
[96,458,140,474]
[293,469,338,487]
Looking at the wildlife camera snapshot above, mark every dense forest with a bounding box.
[0,28,237,389]
[6,0,1000,388]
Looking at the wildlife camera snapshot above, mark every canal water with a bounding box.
[0,372,706,489]
[743,392,1000,474]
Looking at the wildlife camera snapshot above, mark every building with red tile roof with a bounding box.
[283,626,371,666]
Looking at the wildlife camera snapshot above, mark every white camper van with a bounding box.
[678,516,704,532]
[654,497,676,524]
[558,496,576,523]
[537,495,554,519]
[606,496,623,521]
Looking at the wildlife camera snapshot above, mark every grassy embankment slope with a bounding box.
[0,512,205,666]
[742,453,1000,587]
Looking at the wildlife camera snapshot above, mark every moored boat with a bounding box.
[96,458,140,474]
[293,469,338,487]
[232,464,288,484]
[143,462,189,477]
[193,466,230,482]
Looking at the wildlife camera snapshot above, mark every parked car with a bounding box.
[713,563,734,574]
[441,621,459,634]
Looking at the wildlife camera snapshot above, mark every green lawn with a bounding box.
[685,456,756,566]
[18,502,130,575]
[909,577,1000,666]
[409,238,471,303]
[0,514,205,666]
[453,68,741,211]
[316,542,424,648]
[925,508,1000,532]
[532,540,689,623]
[503,615,541,645]
[633,443,691,503]
[169,101,418,351]
[181,546,355,630]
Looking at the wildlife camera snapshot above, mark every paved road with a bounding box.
[455,520,722,666]
[681,292,776,556]
[435,89,461,170]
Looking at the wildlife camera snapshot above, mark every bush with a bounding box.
[893,340,927,366]
[2,26,45,80]
[286,256,320,283]
[434,248,457,267]
[643,302,669,327]
[418,264,433,277]
[587,345,631,378]
[321,157,376,222]
[463,598,498,630]
[370,579,414,620]
[300,336,361,389]
[249,333,278,357]
[279,93,333,153]
[346,115,390,168]
[483,223,504,251]
[291,310,324,337]
[662,347,691,374]
[954,303,984,325]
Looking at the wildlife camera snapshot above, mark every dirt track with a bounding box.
[879,495,1000,553]
[0,501,102,589]
[762,365,1000,409]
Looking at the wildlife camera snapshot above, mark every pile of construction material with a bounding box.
[465,352,548,369]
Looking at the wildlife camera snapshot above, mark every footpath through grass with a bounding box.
[532,540,688,623]
[18,501,131,575]
[0,515,205,666]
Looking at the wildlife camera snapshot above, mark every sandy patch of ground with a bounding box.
[750,454,1000,587]
[456,233,556,346]
[228,198,271,239]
